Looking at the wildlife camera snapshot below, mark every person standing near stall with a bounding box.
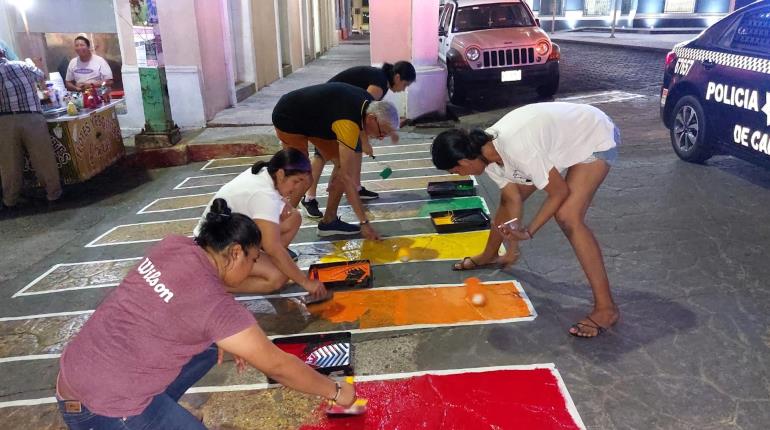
[301,62,416,218]
[0,46,62,209]
[57,199,356,429]
[65,35,113,92]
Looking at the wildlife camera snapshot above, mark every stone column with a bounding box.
[369,0,446,120]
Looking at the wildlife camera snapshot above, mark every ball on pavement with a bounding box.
[471,293,486,306]
[397,247,410,262]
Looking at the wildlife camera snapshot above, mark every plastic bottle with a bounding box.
[67,100,78,116]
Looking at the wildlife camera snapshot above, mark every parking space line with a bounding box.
[12,257,142,297]
[0,363,584,430]
[0,279,532,363]
[175,162,442,191]
[15,228,490,297]
[139,174,473,214]
[199,143,432,170]
[137,192,215,214]
[88,196,489,248]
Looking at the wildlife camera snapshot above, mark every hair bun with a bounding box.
[206,198,232,223]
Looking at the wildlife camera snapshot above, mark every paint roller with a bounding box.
[360,152,392,179]
[325,376,368,417]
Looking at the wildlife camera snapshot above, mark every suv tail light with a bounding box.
[665,51,677,66]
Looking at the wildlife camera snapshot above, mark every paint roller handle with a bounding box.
[301,279,328,300]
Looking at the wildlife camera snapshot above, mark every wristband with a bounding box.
[332,381,341,402]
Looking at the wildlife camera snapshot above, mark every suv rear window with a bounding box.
[453,3,535,33]
[731,7,770,56]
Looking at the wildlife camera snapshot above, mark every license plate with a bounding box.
[501,70,522,82]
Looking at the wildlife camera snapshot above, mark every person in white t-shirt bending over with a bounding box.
[194,149,327,299]
[431,102,621,338]
[65,35,113,92]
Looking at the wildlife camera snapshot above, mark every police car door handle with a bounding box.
[702,59,716,70]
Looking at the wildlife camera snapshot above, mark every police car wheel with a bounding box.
[447,70,466,104]
[669,95,713,164]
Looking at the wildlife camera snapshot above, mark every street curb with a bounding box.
[551,37,674,54]
[122,141,279,169]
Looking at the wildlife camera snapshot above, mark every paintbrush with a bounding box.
[358,154,391,178]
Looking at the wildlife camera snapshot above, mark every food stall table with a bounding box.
[24,100,126,186]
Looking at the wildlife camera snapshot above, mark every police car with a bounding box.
[660,1,770,167]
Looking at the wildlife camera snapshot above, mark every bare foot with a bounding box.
[496,250,521,268]
[569,306,620,338]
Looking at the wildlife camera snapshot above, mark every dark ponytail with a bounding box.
[251,148,311,180]
[195,198,261,253]
[431,128,492,170]
[383,61,416,86]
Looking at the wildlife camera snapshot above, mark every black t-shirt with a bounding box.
[328,66,389,99]
[272,82,374,151]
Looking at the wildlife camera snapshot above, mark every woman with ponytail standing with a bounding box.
[57,199,356,429]
[431,102,621,338]
[300,61,417,218]
[194,148,326,298]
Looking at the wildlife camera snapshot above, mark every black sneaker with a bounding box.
[358,186,379,200]
[317,217,361,236]
[287,248,299,262]
[301,197,323,218]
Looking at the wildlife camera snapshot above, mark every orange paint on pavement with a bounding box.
[309,281,532,329]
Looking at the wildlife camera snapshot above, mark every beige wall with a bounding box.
[287,0,304,71]
[195,0,230,119]
[252,0,280,89]
[113,0,136,66]
[157,0,202,67]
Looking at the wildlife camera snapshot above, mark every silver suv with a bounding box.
[439,0,561,104]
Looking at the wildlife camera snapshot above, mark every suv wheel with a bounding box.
[536,75,559,98]
[669,95,713,163]
[447,69,466,104]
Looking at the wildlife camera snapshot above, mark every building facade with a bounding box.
[526,0,750,31]
[1,0,340,133]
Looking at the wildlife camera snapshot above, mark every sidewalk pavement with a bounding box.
[208,42,372,126]
[550,30,701,53]
[128,40,374,167]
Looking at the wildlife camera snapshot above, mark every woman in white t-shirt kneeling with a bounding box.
[195,149,326,299]
[431,102,620,338]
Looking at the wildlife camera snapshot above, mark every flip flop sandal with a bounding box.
[451,256,498,272]
[569,316,607,338]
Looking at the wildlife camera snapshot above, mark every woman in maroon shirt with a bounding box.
[56,199,355,429]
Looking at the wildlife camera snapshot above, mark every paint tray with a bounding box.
[308,260,372,289]
[271,332,353,381]
[427,180,476,198]
[430,208,490,233]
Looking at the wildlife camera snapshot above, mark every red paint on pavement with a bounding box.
[299,368,581,430]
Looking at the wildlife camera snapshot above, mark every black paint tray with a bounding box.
[427,180,476,197]
[308,260,372,289]
[430,208,490,233]
[271,332,353,381]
